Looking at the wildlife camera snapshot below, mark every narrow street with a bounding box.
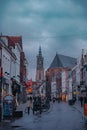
[1,102,87,130]
[1,1,87,130]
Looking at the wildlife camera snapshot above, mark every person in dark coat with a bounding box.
[33,97,37,114]
[27,97,32,115]
[79,96,83,107]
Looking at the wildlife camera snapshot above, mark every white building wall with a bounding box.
[51,81,56,98]
[2,48,10,76]
[2,47,17,94]
[13,44,21,82]
[2,47,12,94]
[76,57,81,85]
[11,58,16,78]
[62,71,66,93]
[68,77,72,100]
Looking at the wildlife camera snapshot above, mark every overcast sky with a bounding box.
[0,0,87,80]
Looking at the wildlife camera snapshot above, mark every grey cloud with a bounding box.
[72,0,87,17]
[1,0,87,80]
[72,0,87,8]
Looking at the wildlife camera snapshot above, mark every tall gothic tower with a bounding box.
[36,46,44,82]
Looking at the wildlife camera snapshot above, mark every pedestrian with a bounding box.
[33,97,37,114]
[27,97,32,115]
[30,96,32,102]
[79,96,83,107]
[53,97,55,103]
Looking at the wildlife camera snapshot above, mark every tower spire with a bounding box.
[39,46,42,56]
[36,46,44,82]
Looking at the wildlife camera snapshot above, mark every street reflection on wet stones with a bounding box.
[1,102,87,130]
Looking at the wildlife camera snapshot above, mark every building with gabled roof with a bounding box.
[49,53,76,69]
[8,36,23,50]
[0,35,23,50]
[46,53,77,100]
[0,35,28,104]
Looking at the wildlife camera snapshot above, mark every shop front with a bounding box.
[3,94,14,118]
[11,79,21,105]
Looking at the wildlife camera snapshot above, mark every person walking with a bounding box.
[53,97,55,103]
[79,96,83,107]
[27,97,32,115]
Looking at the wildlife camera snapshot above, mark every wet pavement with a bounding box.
[0,102,87,130]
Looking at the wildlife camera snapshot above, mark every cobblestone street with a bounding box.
[0,102,87,130]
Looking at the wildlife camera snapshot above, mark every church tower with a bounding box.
[36,46,44,82]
